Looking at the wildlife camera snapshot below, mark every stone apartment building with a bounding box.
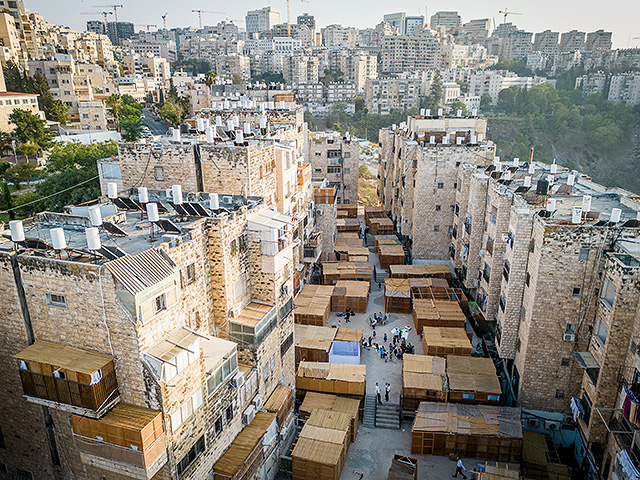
[381,33,442,73]
[307,131,359,205]
[380,115,640,479]
[365,74,427,114]
[0,189,296,480]
[378,116,493,259]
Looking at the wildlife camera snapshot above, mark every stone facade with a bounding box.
[307,132,359,205]
[0,195,296,480]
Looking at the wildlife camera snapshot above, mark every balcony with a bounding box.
[72,403,167,479]
[14,340,119,417]
[229,301,277,348]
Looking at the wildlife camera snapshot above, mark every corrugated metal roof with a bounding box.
[106,248,176,295]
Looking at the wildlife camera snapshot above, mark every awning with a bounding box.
[573,351,600,369]
[146,327,201,362]
[248,210,295,230]
[201,336,237,374]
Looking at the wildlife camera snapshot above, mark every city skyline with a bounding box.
[26,0,640,49]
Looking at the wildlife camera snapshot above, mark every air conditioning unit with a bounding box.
[222,195,233,204]
[527,418,540,427]
[315,209,324,216]
[545,421,561,431]
[253,394,264,410]
[243,405,256,425]
[563,333,575,342]
[228,307,239,318]
[231,371,245,389]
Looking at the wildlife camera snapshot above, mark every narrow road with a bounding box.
[143,109,170,136]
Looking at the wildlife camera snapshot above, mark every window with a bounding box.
[176,435,206,477]
[435,205,441,211]
[556,390,565,399]
[437,182,444,189]
[185,264,196,284]
[579,247,590,260]
[171,388,204,433]
[433,225,439,232]
[499,293,506,312]
[154,166,165,181]
[14,470,32,480]
[561,357,571,367]
[572,287,582,297]
[102,163,121,179]
[0,426,4,449]
[485,237,494,256]
[490,206,497,224]
[582,391,593,425]
[327,150,341,158]
[206,351,238,395]
[594,318,608,347]
[600,278,616,309]
[344,168,350,174]
[214,416,223,437]
[452,225,457,239]
[82,113,89,119]
[502,259,510,283]
[525,272,530,287]
[234,278,247,300]
[154,294,167,313]
[314,152,321,157]
[188,311,200,330]
[225,405,233,424]
[482,263,491,283]
[520,306,526,320]
[46,293,67,308]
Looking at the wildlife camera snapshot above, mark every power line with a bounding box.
[0,174,100,214]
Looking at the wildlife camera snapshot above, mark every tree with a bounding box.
[427,72,443,112]
[303,109,314,130]
[3,61,24,92]
[9,109,52,151]
[449,101,467,116]
[48,100,70,125]
[160,101,183,125]
[120,116,143,142]
[480,94,493,111]
[232,74,243,85]
[105,94,122,131]
[167,78,178,102]
[3,162,38,189]
[205,71,216,88]
[0,132,12,157]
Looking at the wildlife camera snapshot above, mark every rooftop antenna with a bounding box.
[161,12,168,30]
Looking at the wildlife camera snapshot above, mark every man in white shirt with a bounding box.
[375,382,382,404]
[453,456,467,478]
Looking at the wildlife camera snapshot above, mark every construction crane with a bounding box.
[93,4,123,22]
[93,4,123,42]
[286,0,309,36]
[135,24,157,32]
[191,9,226,29]
[630,36,640,48]
[161,12,168,30]
[80,11,113,26]
[498,8,522,24]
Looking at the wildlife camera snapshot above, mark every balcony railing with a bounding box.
[73,432,167,476]
[19,368,118,413]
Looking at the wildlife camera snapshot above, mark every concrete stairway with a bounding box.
[375,402,401,429]
[362,395,377,428]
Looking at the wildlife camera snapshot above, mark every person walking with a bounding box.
[375,383,382,404]
[385,383,390,402]
[452,456,468,478]
[345,307,351,323]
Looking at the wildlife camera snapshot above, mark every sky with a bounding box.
[25,0,640,49]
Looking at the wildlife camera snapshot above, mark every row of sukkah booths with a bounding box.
[401,354,502,410]
[292,363,367,480]
[295,324,363,366]
[365,206,394,235]
[213,383,295,480]
[294,282,370,326]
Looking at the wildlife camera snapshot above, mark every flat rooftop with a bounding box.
[481,161,640,223]
[0,191,263,263]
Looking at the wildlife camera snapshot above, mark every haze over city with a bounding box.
[27,0,640,48]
